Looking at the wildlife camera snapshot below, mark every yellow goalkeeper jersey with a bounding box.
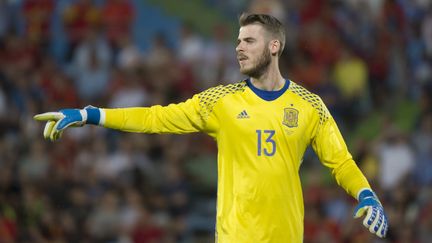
[102,79,370,243]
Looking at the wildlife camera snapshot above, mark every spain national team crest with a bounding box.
[283,108,299,128]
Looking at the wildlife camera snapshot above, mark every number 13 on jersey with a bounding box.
[256,130,276,156]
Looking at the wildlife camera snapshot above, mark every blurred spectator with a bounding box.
[119,189,143,234]
[0,0,16,38]
[200,24,239,88]
[144,33,179,99]
[177,24,204,96]
[346,0,385,18]
[332,44,370,123]
[130,205,166,243]
[418,193,432,242]
[36,56,79,108]
[336,1,376,54]
[101,0,134,52]
[313,74,343,123]
[354,139,380,183]
[288,50,327,89]
[299,0,325,25]
[116,35,143,70]
[70,29,112,102]
[7,72,42,118]
[22,0,54,51]
[366,30,391,107]
[91,138,113,180]
[376,125,415,191]
[389,39,409,93]
[248,0,286,22]
[0,167,18,242]
[18,141,50,182]
[304,204,341,243]
[86,191,121,241]
[62,0,101,61]
[332,45,368,99]
[323,187,351,225]
[177,24,205,66]
[379,0,407,36]
[161,163,190,218]
[412,112,432,185]
[0,84,6,117]
[299,21,340,68]
[406,21,426,84]
[0,34,38,75]
[422,8,432,57]
[145,33,173,71]
[108,70,149,108]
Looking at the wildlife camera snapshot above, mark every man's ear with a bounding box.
[269,40,280,56]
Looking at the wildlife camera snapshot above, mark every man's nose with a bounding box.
[236,43,243,53]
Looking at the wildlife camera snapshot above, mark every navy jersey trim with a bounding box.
[246,78,290,101]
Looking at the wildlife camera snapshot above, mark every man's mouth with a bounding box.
[238,55,248,61]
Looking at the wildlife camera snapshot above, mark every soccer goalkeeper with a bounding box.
[34,13,388,242]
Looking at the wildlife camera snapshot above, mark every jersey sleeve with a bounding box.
[100,82,246,137]
[101,92,219,136]
[311,99,371,199]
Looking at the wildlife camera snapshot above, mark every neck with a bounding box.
[250,62,284,91]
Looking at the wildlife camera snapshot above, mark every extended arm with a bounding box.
[102,98,203,134]
[34,95,209,141]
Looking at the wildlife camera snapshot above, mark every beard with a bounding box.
[240,47,272,79]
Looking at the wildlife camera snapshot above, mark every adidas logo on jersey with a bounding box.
[237,110,250,119]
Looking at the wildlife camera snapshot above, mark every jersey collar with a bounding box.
[246,78,290,101]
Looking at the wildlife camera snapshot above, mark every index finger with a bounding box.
[33,112,64,122]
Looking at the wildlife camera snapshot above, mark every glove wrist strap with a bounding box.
[358,188,375,201]
[86,108,101,125]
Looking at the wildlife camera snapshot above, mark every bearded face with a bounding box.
[236,24,274,79]
[238,45,271,78]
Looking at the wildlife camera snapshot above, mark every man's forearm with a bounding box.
[332,158,371,199]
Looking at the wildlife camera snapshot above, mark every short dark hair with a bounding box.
[239,13,286,56]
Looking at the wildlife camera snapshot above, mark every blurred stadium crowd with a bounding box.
[0,0,432,242]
